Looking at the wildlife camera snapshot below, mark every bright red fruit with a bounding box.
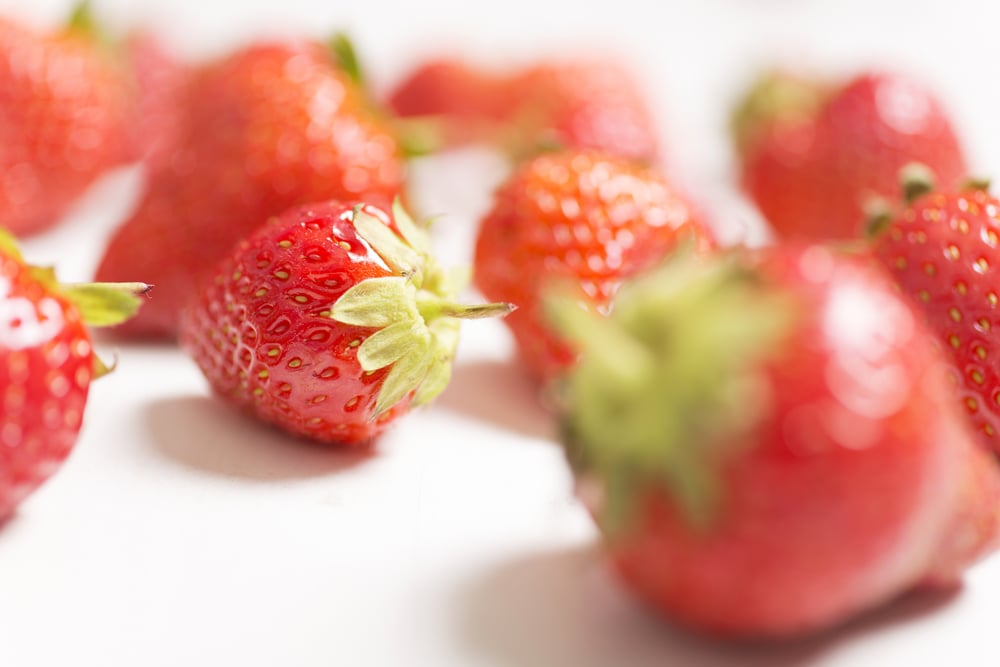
[96,41,406,339]
[180,200,510,445]
[0,8,132,235]
[870,174,1000,452]
[734,71,966,239]
[388,58,659,163]
[0,233,146,519]
[547,245,998,637]
[473,150,712,381]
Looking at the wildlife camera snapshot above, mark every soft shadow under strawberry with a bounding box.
[144,395,374,481]
[459,546,961,667]
[434,359,555,441]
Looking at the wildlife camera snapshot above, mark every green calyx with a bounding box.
[730,70,826,156]
[328,32,364,88]
[331,200,512,416]
[546,250,795,533]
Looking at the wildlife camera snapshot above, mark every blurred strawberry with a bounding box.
[733,71,966,239]
[0,4,132,235]
[473,149,712,382]
[548,244,998,637]
[388,57,659,162]
[124,30,193,172]
[96,40,406,339]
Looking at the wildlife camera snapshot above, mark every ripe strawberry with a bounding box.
[179,200,510,445]
[506,61,660,163]
[387,58,659,162]
[0,231,147,519]
[96,40,406,339]
[385,59,514,146]
[733,71,966,239]
[473,149,712,381]
[546,245,998,637]
[0,5,133,235]
[124,30,192,172]
[870,167,1000,452]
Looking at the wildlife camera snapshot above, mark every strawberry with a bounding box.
[387,58,659,162]
[385,58,514,146]
[124,30,192,172]
[0,5,133,235]
[95,40,406,339]
[546,244,998,637]
[870,166,1000,452]
[473,149,712,382]
[0,231,147,519]
[179,200,511,445]
[733,71,966,239]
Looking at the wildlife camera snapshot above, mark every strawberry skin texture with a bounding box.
[0,248,92,518]
[473,150,712,381]
[180,202,413,445]
[0,17,131,235]
[562,246,992,637]
[872,187,1000,451]
[96,42,405,339]
[741,73,966,239]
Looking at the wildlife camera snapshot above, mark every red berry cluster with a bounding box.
[2,2,1000,647]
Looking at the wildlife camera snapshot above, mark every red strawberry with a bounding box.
[546,244,998,637]
[734,71,966,239]
[385,58,514,146]
[870,167,1000,452]
[179,200,510,445]
[96,40,406,339]
[124,30,193,172]
[387,58,659,162]
[473,149,712,382]
[506,61,660,163]
[0,5,133,235]
[0,231,147,519]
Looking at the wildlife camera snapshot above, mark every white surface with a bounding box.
[2,1,1000,665]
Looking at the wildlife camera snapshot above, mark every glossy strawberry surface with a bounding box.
[473,149,712,381]
[872,186,1000,451]
[557,245,997,637]
[0,16,132,235]
[0,248,92,518]
[97,42,406,339]
[739,72,966,239]
[180,202,412,445]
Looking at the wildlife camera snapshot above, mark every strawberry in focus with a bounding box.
[473,149,712,382]
[733,71,966,240]
[547,245,999,637]
[870,166,1000,452]
[96,40,406,339]
[180,200,511,445]
[387,58,660,163]
[0,5,133,235]
[0,232,147,519]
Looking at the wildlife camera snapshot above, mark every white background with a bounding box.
[1,1,1000,665]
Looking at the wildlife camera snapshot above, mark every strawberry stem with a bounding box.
[328,33,363,88]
